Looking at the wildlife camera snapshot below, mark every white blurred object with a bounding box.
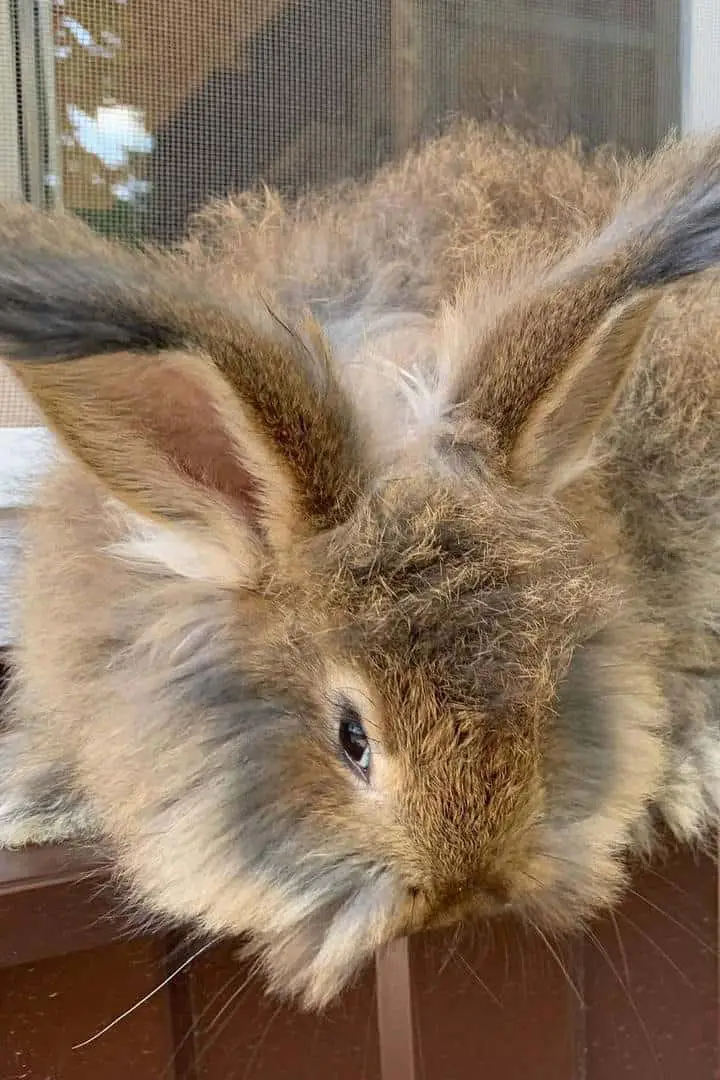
[0,427,57,646]
[682,0,720,133]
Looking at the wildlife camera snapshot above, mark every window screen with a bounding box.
[0,0,685,426]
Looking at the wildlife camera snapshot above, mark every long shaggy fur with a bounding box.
[1,120,720,1007]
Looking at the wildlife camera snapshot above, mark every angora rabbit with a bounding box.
[0,121,719,1007]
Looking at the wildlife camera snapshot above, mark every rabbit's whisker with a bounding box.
[454,950,503,1007]
[530,923,584,1006]
[614,907,695,986]
[583,925,662,1074]
[71,940,213,1050]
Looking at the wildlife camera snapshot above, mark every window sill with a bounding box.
[0,842,129,969]
[0,842,103,896]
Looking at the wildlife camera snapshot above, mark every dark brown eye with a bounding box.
[338,702,371,780]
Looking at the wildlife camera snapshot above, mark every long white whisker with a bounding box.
[71,940,212,1050]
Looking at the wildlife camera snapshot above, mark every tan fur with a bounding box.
[1,119,720,1008]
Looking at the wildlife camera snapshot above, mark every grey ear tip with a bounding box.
[635,173,720,290]
[0,258,179,362]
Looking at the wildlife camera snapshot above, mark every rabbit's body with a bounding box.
[1,121,720,1006]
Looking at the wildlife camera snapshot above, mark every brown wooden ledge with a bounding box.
[0,842,103,895]
[0,843,130,969]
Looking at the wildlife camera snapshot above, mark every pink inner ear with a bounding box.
[122,358,264,522]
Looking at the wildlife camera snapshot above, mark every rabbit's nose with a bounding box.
[406,874,512,930]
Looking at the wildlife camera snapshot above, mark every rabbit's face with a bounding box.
[104,460,647,1009]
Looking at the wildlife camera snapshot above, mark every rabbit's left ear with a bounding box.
[0,204,368,582]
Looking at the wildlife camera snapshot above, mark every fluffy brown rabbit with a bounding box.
[1,120,720,1009]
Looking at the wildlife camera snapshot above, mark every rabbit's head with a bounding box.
[1,134,720,1007]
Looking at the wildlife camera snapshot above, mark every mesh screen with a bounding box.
[0,0,682,426]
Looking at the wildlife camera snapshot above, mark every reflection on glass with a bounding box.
[48,1,677,245]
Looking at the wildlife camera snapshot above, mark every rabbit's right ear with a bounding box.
[0,205,368,584]
[507,289,661,491]
[449,134,720,492]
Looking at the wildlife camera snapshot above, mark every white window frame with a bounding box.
[681,0,720,133]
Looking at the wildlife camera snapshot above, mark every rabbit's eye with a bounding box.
[338,702,371,781]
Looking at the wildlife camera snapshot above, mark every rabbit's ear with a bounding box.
[0,206,367,581]
[507,290,659,491]
[449,135,720,488]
